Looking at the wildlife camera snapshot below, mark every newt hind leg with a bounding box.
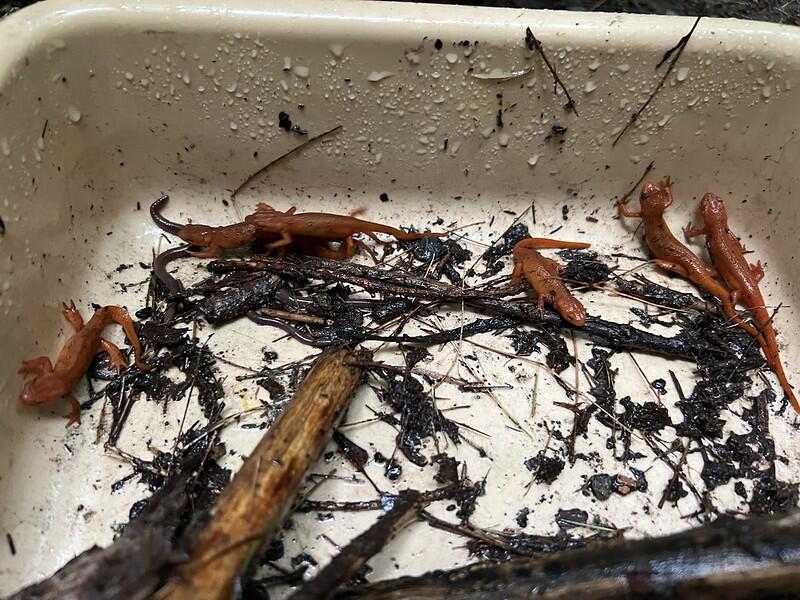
[99,339,127,373]
[19,356,54,378]
[365,232,393,246]
[64,392,81,427]
[354,239,379,263]
[654,259,690,278]
[105,307,150,371]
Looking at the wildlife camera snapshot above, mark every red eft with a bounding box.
[512,238,591,326]
[685,193,798,413]
[18,302,150,425]
[618,179,759,339]
[244,202,444,259]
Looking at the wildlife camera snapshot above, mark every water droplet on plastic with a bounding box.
[687,95,700,107]
[584,81,597,93]
[293,65,310,79]
[124,71,134,81]
[527,154,540,167]
[283,56,292,71]
[182,72,191,85]
[367,71,394,82]
[329,43,345,58]
[445,53,458,64]
[762,85,772,98]
[676,66,689,82]
[230,121,238,131]
[658,114,671,127]
[498,132,510,147]
[0,137,10,156]
[616,64,630,73]
[67,106,82,123]
[588,59,601,71]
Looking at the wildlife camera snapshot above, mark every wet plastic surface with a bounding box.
[1,0,799,594]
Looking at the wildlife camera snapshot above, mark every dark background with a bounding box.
[1,0,799,24]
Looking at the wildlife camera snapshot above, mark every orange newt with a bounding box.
[684,193,798,413]
[618,179,759,339]
[18,302,150,425]
[244,202,444,259]
[512,238,591,326]
[151,196,389,260]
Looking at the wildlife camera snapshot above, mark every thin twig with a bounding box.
[525,27,578,115]
[612,17,701,146]
[231,124,342,198]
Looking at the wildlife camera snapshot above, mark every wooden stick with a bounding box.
[160,347,367,600]
[290,490,423,600]
[334,511,800,599]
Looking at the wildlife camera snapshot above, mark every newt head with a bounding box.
[638,180,672,217]
[699,192,727,227]
[177,224,217,247]
[19,375,69,406]
[553,295,586,327]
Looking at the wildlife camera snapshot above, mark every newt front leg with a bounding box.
[683,222,706,239]
[617,196,642,219]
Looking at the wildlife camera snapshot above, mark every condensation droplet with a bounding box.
[676,66,689,82]
[67,106,82,123]
[367,71,395,82]
[588,59,601,71]
[226,81,238,93]
[283,56,292,71]
[498,132,510,147]
[124,71,134,81]
[762,85,772,98]
[182,72,191,85]
[527,154,540,166]
[0,137,10,156]
[293,65,310,79]
[616,64,630,73]
[445,53,458,64]
[329,43,345,58]
[230,121,238,130]
[584,81,597,93]
[658,114,671,127]
[687,95,700,107]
